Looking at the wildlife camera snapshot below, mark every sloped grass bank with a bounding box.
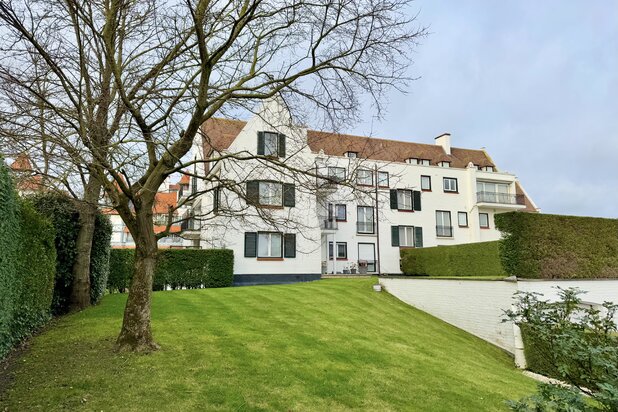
[1,279,534,411]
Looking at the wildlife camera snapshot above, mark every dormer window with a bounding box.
[345,151,358,158]
[482,166,494,172]
[419,159,430,166]
[406,158,418,164]
[257,131,286,157]
[438,161,451,168]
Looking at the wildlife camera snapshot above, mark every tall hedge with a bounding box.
[400,241,507,277]
[0,160,56,358]
[108,248,234,291]
[495,212,618,279]
[30,193,112,313]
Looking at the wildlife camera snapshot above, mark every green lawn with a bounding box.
[1,278,534,411]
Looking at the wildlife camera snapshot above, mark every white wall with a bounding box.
[380,277,618,367]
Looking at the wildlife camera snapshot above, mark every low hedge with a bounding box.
[108,248,234,291]
[400,241,507,277]
[495,212,618,279]
[0,160,56,358]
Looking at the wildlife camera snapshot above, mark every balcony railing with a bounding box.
[357,221,376,234]
[477,191,525,205]
[320,218,338,230]
[180,218,197,231]
[436,225,453,237]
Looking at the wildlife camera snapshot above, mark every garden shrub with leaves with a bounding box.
[505,288,618,411]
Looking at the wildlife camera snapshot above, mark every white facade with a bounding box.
[187,99,537,281]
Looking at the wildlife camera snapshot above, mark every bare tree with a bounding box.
[0,0,425,352]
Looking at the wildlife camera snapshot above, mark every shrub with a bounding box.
[31,192,113,313]
[495,212,618,279]
[108,249,134,292]
[89,214,112,304]
[505,288,618,411]
[400,241,506,277]
[108,248,234,291]
[0,160,56,358]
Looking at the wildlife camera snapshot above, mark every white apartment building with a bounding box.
[183,99,538,285]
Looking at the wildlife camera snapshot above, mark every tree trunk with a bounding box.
[69,177,102,311]
[115,207,160,352]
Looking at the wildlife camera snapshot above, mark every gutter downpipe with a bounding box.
[374,164,381,276]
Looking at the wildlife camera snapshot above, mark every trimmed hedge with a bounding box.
[0,160,56,358]
[400,241,507,277]
[30,193,112,313]
[495,212,618,279]
[108,248,234,291]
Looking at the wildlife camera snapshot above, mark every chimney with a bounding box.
[435,133,451,155]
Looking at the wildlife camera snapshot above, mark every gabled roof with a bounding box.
[200,118,495,168]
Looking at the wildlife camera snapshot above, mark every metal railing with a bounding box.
[357,221,376,234]
[436,225,453,237]
[477,191,525,205]
[320,217,338,230]
[180,217,197,231]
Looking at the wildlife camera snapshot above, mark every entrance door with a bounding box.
[358,243,376,272]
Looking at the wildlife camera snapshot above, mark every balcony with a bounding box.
[436,225,453,237]
[320,217,338,231]
[180,216,200,239]
[357,221,376,235]
[476,191,526,208]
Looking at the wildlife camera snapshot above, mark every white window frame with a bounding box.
[328,241,348,259]
[258,232,283,258]
[406,158,418,164]
[357,169,374,186]
[258,181,283,206]
[328,167,346,182]
[420,159,431,166]
[421,175,431,191]
[479,213,490,229]
[263,132,279,156]
[399,226,415,246]
[357,206,375,234]
[397,189,413,210]
[439,161,451,168]
[443,177,458,192]
[345,151,358,158]
[377,171,389,187]
[436,211,452,237]
[458,212,468,227]
[335,204,346,221]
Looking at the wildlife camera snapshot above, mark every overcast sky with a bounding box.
[350,1,618,218]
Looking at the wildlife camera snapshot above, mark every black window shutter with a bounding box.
[257,131,265,155]
[389,189,398,209]
[244,232,257,257]
[413,190,422,211]
[246,181,259,205]
[283,183,295,207]
[414,227,423,248]
[284,233,296,258]
[391,226,400,247]
[213,186,220,214]
[278,134,286,158]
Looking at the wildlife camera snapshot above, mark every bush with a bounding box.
[0,160,56,358]
[89,214,112,304]
[495,212,618,279]
[108,249,134,293]
[108,248,234,291]
[505,288,618,411]
[31,192,112,313]
[400,241,506,277]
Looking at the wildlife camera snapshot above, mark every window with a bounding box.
[378,171,389,187]
[421,175,431,191]
[356,169,374,186]
[406,158,418,164]
[438,161,450,168]
[477,181,510,203]
[398,226,415,246]
[479,213,490,229]
[335,204,346,221]
[397,189,413,210]
[328,242,348,259]
[259,181,283,206]
[153,214,168,225]
[482,166,494,172]
[258,232,282,258]
[419,159,431,166]
[357,206,375,234]
[328,167,346,182]
[436,211,453,237]
[345,151,358,158]
[443,177,458,193]
[458,212,468,227]
[264,132,279,156]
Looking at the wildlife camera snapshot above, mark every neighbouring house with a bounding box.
[9,154,43,195]
[106,177,197,249]
[181,99,538,285]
